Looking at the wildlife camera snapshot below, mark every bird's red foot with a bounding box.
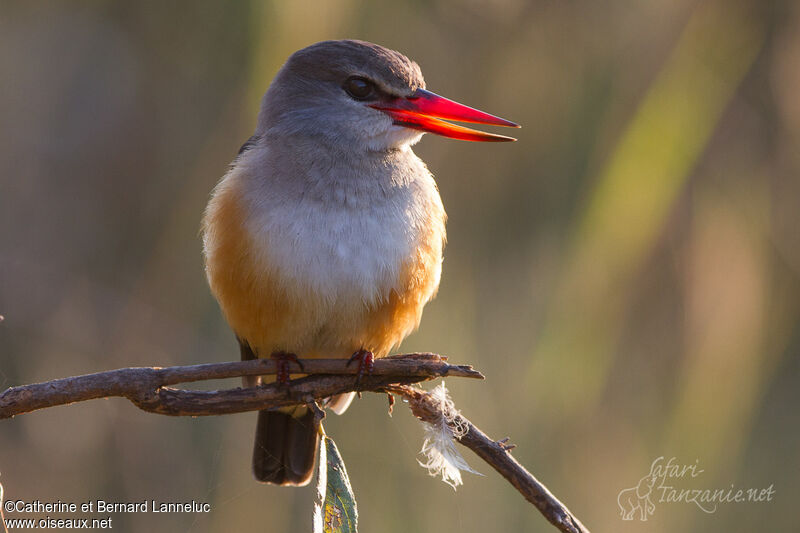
[347,349,374,387]
[270,351,303,385]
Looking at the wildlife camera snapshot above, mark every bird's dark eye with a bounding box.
[343,76,375,100]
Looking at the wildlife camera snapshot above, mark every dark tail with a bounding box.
[252,407,320,486]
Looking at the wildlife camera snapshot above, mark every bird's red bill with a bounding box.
[371,88,520,142]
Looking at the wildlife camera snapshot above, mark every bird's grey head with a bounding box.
[256,40,427,152]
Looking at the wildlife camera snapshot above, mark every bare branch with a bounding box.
[0,353,482,419]
[387,384,591,533]
[0,355,592,533]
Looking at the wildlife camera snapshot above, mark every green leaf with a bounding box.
[313,434,358,533]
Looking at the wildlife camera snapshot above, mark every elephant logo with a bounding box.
[618,472,658,521]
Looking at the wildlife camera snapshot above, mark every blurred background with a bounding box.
[1,0,798,531]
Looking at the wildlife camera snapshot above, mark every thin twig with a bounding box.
[387,384,591,533]
[0,353,482,419]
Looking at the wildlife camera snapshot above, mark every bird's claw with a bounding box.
[270,351,302,385]
[347,349,374,389]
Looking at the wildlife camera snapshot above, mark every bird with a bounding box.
[202,40,518,486]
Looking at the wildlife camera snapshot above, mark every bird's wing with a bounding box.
[238,337,259,388]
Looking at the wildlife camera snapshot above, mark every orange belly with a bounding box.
[202,176,443,360]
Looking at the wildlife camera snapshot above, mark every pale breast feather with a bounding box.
[242,167,441,308]
[205,143,446,356]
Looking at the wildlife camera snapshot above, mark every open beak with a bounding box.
[370,88,520,142]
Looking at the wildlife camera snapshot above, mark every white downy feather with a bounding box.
[417,382,481,489]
